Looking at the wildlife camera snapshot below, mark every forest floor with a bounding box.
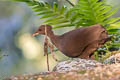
[5,52,120,80]
[5,63,120,80]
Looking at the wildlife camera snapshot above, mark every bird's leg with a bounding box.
[89,53,95,60]
[79,41,99,60]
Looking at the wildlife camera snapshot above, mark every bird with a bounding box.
[32,24,110,59]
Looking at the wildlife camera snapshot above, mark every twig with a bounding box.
[44,25,50,71]
[44,37,48,56]
[44,25,59,71]
[48,44,58,61]
[66,0,74,7]
[46,51,50,71]
[48,49,59,54]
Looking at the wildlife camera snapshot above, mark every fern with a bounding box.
[68,0,120,29]
[13,0,120,48]
[14,0,120,30]
[67,0,120,48]
[14,0,75,29]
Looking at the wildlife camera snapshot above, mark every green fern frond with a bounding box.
[14,0,120,33]
[14,0,120,30]
[105,17,120,24]
[107,22,120,35]
[14,0,74,28]
[13,0,120,54]
[68,0,120,30]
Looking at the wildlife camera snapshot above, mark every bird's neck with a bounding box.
[47,31,59,48]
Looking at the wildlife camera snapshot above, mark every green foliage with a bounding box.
[13,0,120,51]
[68,0,120,29]
[14,0,74,29]
[94,34,120,62]
[109,35,120,47]
[13,0,120,31]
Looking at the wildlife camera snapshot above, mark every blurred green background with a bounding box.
[0,0,120,79]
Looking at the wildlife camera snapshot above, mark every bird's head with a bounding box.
[32,25,52,36]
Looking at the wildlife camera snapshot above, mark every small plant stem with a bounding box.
[44,25,50,71]
[66,0,74,7]
[47,52,50,71]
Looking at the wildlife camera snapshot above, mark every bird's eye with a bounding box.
[39,29,41,31]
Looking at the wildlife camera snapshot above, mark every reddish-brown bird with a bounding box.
[32,24,110,59]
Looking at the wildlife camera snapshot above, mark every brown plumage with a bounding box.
[32,24,110,59]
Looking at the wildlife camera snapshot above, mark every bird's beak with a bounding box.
[32,32,39,37]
